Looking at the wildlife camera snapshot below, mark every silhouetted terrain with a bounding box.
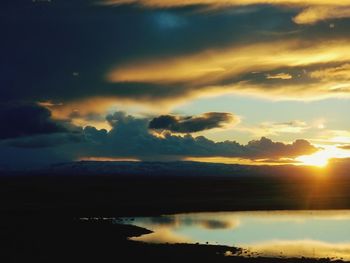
[1,161,350,262]
[1,161,350,217]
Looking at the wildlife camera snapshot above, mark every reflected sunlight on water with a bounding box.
[121,210,350,260]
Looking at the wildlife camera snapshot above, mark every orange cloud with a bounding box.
[109,39,350,85]
[38,97,178,130]
[266,73,292,80]
[107,39,350,100]
[294,6,350,24]
[39,98,117,130]
[310,63,350,81]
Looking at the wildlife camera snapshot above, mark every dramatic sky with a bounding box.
[1,0,350,168]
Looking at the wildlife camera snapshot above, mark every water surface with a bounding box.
[121,210,350,260]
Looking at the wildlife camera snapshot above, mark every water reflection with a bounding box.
[121,210,350,260]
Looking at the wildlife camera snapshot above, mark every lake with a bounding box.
[120,210,350,260]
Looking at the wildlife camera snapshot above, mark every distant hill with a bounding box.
[0,158,343,178]
[1,158,349,178]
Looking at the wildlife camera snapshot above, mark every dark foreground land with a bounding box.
[1,161,350,262]
[2,161,350,217]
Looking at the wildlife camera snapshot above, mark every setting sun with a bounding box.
[296,146,350,168]
[296,151,329,167]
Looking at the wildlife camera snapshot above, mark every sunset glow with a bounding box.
[296,145,350,167]
[2,1,350,169]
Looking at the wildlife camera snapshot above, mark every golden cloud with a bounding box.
[107,39,350,100]
[216,81,350,101]
[266,73,292,80]
[294,6,350,24]
[310,63,350,81]
[108,39,350,84]
[39,98,118,130]
[240,120,309,137]
[38,97,180,130]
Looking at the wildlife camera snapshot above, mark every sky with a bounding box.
[1,0,350,168]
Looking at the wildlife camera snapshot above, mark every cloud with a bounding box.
[247,120,309,136]
[310,63,350,81]
[153,40,349,84]
[313,129,350,144]
[107,39,350,101]
[243,137,317,159]
[1,1,299,106]
[1,133,84,149]
[339,145,350,150]
[149,112,238,133]
[0,103,72,140]
[152,12,187,29]
[293,6,350,25]
[223,80,350,101]
[99,0,350,24]
[78,111,318,160]
[4,1,350,109]
[266,73,292,80]
[0,1,346,169]
[80,112,318,160]
[0,111,318,168]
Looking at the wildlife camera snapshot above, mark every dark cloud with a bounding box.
[0,111,318,168]
[149,112,237,133]
[77,112,318,160]
[1,0,350,107]
[244,137,317,159]
[0,1,310,104]
[2,133,84,149]
[0,103,69,139]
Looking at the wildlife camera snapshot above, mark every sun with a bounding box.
[296,145,350,168]
[296,152,329,168]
